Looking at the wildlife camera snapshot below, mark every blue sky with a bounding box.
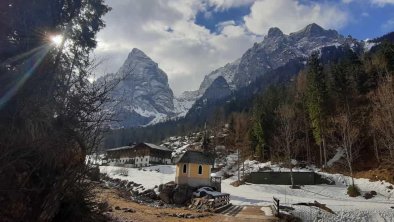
[96,0,394,95]
[195,0,394,40]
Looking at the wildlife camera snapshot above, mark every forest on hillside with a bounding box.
[103,40,394,184]
[223,41,394,187]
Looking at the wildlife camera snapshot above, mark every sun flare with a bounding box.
[50,34,63,46]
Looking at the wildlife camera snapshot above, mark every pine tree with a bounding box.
[306,52,328,167]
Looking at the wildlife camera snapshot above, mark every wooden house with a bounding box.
[106,143,172,167]
[175,150,215,187]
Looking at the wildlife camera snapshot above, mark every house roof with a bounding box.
[106,143,171,153]
[175,150,214,165]
[143,143,172,152]
[106,146,134,152]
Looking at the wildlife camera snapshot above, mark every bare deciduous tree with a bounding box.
[371,76,394,164]
[331,113,359,186]
[227,112,251,182]
[273,104,299,188]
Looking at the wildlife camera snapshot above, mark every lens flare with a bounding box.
[0,45,50,109]
[50,34,63,46]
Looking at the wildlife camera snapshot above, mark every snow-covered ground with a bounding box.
[100,162,394,222]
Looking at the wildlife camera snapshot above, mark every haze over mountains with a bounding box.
[104,23,369,128]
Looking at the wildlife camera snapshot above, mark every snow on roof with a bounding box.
[143,142,172,152]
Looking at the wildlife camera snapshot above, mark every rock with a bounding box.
[115,206,121,210]
[370,191,377,196]
[140,189,158,199]
[124,208,136,213]
[363,192,374,199]
[387,185,393,190]
[159,183,176,204]
[173,184,194,205]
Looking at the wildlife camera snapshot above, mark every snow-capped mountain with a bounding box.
[234,23,360,88]
[105,48,176,128]
[105,24,364,128]
[198,59,240,95]
[185,23,360,107]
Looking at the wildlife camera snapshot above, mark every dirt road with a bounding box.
[95,185,277,222]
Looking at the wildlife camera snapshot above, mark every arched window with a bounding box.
[198,165,203,175]
[183,164,187,173]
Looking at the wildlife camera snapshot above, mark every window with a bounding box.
[182,164,187,173]
[198,165,203,175]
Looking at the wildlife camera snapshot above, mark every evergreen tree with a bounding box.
[0,1,109,221]
[306,52,328,167]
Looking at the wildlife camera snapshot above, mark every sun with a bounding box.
[50,34,63,46]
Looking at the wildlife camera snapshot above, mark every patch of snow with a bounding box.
[327,147,345,167]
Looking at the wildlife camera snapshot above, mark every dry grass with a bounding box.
[354,167,394,184]
[94,185,223,222]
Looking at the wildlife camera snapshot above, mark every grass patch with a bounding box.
[347,185,361,197]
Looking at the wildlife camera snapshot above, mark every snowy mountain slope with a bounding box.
[234,23,361,88]
[197,59,240,95]
[104,24,366,128]
[103,48,176,128]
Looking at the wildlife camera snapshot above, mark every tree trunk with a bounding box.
[290,165,295,188]
[237,149,240,182]
[305,130,311,164]
[319,142,323,167]
[323,137,327,167]
[373,133,380,163]
[349,162,355,187]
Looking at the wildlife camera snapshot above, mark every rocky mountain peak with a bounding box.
[201,76,231,102]
[267,27,284,38]
[303,23,325,34]
[291,23,340,40]
[105,48,175,128]
[128,48,150,59]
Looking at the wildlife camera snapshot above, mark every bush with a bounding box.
[347,185,361,197]
[87,166,101,181]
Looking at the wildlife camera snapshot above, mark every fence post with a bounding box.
[273,197,280,217]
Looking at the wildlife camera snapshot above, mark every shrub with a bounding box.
[87,166,101,181]
[347,185,361,197]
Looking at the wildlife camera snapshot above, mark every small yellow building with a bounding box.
[175,150,214,187]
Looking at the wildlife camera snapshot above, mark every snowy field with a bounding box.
[100,163,394,222]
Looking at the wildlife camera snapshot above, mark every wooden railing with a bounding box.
[212,193,230,208]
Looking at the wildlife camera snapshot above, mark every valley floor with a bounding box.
[100,164,394,221]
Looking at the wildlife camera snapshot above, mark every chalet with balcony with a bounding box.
[106,143,172,167]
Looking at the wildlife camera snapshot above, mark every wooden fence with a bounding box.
[212,194,230,208]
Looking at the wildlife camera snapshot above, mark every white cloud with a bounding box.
[207,0,256,10]
[94,0,351,95]
[244,0,349,35]
[382,18,394,31]
[94,0,259,95]
[370,0,394,6]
